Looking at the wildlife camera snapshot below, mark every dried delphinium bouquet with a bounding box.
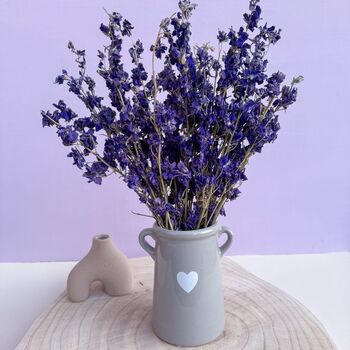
[41,0,302,230]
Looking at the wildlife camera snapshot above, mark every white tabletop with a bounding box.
[0,253,349,350]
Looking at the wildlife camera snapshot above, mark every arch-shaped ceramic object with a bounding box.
[67,234,133,302]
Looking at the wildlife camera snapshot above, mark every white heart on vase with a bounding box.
[176,271,198,293]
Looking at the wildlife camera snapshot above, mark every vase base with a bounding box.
[152,321,225,347]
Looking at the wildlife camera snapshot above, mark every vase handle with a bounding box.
[139,228,156,261]
[218,226,233,257]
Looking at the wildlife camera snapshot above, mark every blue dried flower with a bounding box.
[121,19,133,36]
[129,40,144,63]
[83,161,109,185]
[57,126,78,146]
[67,148,86,169]
[42,0,301,230]
[131,63,147,86]
[217,30,228,43]
[244,0,262,31]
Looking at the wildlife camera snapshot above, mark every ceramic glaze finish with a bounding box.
[139,224,233,347]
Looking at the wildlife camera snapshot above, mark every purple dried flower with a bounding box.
[121,19,133,36]
[57,126,78,146]
[42,0,301,230]
[68,148,86,169]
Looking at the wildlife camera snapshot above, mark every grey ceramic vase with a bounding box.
[139,223,233,347]
[67,234,133,302]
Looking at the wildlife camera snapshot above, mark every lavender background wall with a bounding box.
[0,0,349,262]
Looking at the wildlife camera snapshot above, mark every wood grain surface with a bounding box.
[16,257,336,349]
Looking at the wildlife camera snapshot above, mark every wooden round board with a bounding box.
[16,257,336,350]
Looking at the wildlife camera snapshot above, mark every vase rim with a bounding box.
[93,234,111,243]
[152,222,220,240]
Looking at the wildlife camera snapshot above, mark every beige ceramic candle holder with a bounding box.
[67,234,133,302]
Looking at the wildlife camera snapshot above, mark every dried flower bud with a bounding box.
[180,54,187,65]
[292,75,304,85]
